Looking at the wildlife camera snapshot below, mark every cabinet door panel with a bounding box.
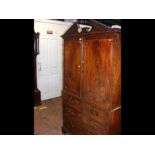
[82,38,113,103]
[64,38,81,96]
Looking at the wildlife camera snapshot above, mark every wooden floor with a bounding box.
[34,97,63,135]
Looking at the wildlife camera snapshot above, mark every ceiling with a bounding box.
[53,19,121,26]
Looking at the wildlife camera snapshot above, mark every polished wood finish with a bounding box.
[64,38,81,96]
[34,31,41,106]
[62,20,121,134]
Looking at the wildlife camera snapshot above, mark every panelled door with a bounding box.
[37,35,62,100]
[82,38,113,103]
[64,38,81,97]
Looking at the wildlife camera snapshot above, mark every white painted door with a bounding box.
[37,35,62,101]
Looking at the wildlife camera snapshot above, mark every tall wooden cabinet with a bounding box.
[62,20,121,134]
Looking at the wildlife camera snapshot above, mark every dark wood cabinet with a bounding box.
[34,31,41,106]
[62,20,121,134]
[64,38,81,96]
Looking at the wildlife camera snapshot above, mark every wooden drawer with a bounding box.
[82,102,108,125]
[83,116,108,135]
[63,92,81,111]
[63,106,82,122]
[63,107,83,134]
[63,118,83,135]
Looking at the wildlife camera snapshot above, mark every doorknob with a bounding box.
[38,63,41,71]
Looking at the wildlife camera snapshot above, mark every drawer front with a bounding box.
[63,93,81,111]
[63,106,82,122]
[83,116,108,135]
[82,102,108,125]
[63,106,83,134]
[64,118,83,135]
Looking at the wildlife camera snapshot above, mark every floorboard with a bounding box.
[34,97,63,135]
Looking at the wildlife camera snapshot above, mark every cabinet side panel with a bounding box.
[110,108,121,134]
[109,33,121,134]
[111,33,121,109]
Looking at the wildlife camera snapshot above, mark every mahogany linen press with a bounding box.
[62,20,121,134]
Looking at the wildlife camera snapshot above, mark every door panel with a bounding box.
[82,38,113,103]
[64,38,81,96]
[37,36,61,100]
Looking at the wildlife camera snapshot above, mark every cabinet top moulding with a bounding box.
[62,19,121,39]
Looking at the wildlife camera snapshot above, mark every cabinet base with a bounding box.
[62,126,70,135]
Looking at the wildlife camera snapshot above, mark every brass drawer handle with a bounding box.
[71,111,75,115]
[89,123,97,130]
[90,105,99,116]
[66,96,73,104]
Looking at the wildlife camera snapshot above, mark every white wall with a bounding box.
[34,19,72,36]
